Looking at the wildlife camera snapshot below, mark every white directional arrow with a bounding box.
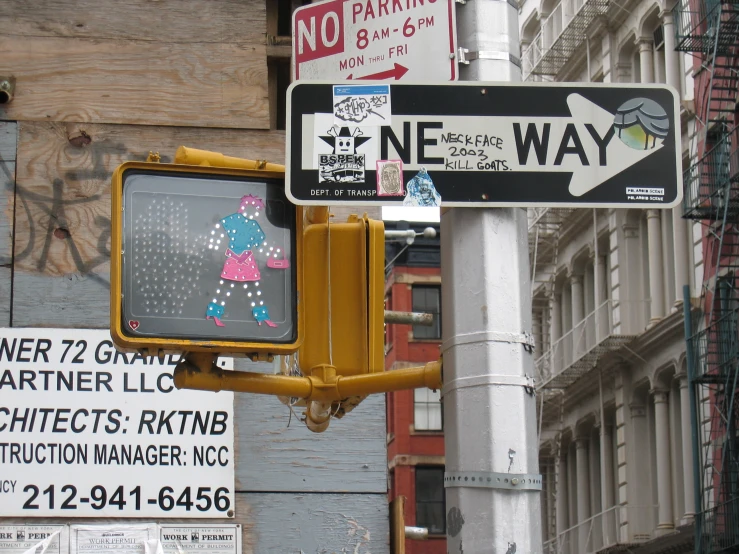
[302,93,666,196]
[564,94,663,196]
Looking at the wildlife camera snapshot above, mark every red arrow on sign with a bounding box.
[347,63,409,81]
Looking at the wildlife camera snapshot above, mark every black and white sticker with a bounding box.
[376,160,403,196]
[317,125,370,184]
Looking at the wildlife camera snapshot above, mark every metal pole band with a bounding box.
[444,471,542,491]
[441,330,535,353]
[457,48,522,68]
[441,374,536,397]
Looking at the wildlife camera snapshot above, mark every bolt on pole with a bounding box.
[441,1,543,552]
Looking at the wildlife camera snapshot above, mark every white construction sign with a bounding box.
[293,0,457,82]
[0,329,234,518]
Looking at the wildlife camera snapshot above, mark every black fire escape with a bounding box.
[675,0,739,551]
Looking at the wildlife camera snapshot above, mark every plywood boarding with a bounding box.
[0,493,389,553]
[0,0,270,129]
[234,385,387,494]
[243,493,388,552]
[0,0,266,45]
[0,36,268,129]
[0,122,17,326]
[12,121,286,327]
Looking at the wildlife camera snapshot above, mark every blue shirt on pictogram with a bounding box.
[221,214,266,253]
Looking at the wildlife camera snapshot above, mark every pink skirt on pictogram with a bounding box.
[221,249,261,281]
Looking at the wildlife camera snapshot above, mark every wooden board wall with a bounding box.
[11,121,286,328]
[9,122,380,328]
[235,386,387,494]
[0,1,269,129]
[0,1,390,552]
[0,122,17,326]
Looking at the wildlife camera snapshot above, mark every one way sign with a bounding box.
[285,82,682,208]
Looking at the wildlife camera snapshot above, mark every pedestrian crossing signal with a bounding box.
[110,162,303,356]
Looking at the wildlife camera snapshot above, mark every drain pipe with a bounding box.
[683,285,702,552]
[305,402,333,433]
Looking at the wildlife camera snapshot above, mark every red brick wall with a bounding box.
[385,264,446,553]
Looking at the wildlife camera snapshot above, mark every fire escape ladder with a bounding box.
[522,0,610,79]
[697,275,739,552]
[530,208,572,307]
[703,4,739,129]
[696,153,739,553]
[678,1,739,551]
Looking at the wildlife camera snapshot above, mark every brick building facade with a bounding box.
[384,221,445,554]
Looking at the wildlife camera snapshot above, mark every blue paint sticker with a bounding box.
[334,85,390,96]
[403,169,442,207]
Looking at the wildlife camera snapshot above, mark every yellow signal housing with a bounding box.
[299,213,385,377]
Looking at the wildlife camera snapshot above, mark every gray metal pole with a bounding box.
[441,1,542,552]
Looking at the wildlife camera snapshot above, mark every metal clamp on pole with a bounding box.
[457,47,522,69]
[441,374,536,397]
[444,472,542,491]
[441,330,536,353]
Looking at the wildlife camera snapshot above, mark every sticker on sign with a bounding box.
[333,84,391,125]
[292,0,457,82]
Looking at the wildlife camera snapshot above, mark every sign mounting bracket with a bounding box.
[457,47,522,68]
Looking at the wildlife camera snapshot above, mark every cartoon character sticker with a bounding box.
[403,169,442,207]
[614,98,669,150]
[376,160,404,196]
[318,126,370,183]
[205,194,289,328]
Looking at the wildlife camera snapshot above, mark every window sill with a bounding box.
[410,429,444,436]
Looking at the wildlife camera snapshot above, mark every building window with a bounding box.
[653,24,664,51]
[414,388,442,431]
[412,285,441,339]
[415,467,445,534]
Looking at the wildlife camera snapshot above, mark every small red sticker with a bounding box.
[129,320,140,330]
